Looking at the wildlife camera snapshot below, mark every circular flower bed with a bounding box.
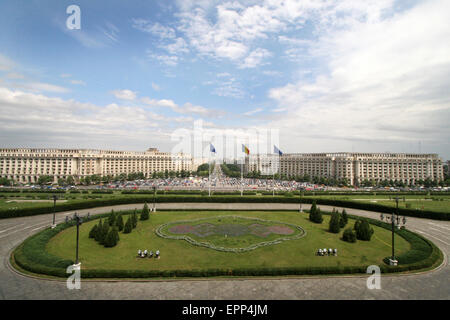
[155,215,306,252]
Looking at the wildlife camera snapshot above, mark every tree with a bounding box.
[89,224,98,239]
[123,217,132,234]
[99,220,110,245]
[108,209,116,226]
[132,209,138,228]
[104,227,119,247]
[37,175,53,185]
[116,213,124,232]
[342,227,357,243]
[140,203,150,220]
[340,209,348,228]
[309,201,323,223]
[94,219,104,242]
[329,210,341,233]
[355,219,374,241]
[309,201,317,222]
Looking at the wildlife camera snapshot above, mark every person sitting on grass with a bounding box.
[149,251,153,258]
[155,250,160,258]
[144,249,148,256]
[137,249,142,257]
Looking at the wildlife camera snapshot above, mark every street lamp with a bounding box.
[380,196,406,266]
[74,213,82,266]
[51,194,57,228]
[152,185,157,212]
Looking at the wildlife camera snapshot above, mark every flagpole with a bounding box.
[208,147,211,197]
[241,156,243,197]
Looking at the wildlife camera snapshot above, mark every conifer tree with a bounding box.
[108,209,116,226]
[116,213,124,232]
[123,217,133,234]
[94,219,103,242]
[356,220,374,241]
[132,210,138,228]
[329,210,341,233]
[89,224,98,239]
[104,228,117,247]
[339,209,348,228]
[309,200,317,222]
[140,203,150,221]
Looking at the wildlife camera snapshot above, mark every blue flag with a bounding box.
[274,145,283,156]
[210,143,216,153]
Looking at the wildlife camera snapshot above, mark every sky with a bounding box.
[0,0,449,160]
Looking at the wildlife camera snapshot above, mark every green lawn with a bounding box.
[1,192,449,213]
[46,211,410,272]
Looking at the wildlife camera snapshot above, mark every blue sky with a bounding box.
[0,0,449,159]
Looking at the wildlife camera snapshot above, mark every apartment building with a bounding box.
[0,148,195,183]
[246,152,444,185]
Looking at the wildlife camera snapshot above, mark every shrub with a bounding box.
[342,227,356,243]
[98,220,110,245]
[309,200,317,222]
[116,213,124,232]
[329,210,341,233]
[88,224,98,239]
[132,209,138,228]
[108,209,116,226]
[356,219,374,241]
[104,228,118,247]
[340,209,348,228]
[310,205,323,224]
[140,203,150,221]
[94,219,103,242]
[123,217,132,234]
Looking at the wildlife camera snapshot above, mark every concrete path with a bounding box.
[0,203,449,300]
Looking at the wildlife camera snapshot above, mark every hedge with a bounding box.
[1,195,449,220]
[12,209,443,279]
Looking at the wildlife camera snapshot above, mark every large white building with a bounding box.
[0,148,196,184]
[246,152,444,185]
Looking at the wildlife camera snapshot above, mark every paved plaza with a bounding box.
[0,203,449,300]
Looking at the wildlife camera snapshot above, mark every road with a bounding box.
[0,202,449,300]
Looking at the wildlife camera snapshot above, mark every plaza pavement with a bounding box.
[0,202,449,300]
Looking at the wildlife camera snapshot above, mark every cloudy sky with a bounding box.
[0,0,449,159]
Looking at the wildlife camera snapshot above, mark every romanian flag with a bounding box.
[242,144,250,155]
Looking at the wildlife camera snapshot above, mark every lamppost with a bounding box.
[74,213,82,266]
[152,185,157,212]
[51,194,57,228]
[298,186,304,213]
[380,196,406,266]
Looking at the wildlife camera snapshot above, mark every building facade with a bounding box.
[0,148,196,184]
[246,152,444,185]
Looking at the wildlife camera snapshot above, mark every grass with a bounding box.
[1,192,449,213]
[46,210,410,272]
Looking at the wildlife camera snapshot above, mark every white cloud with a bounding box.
[267,0,450,155]
[70,80,86,86]
[0,86,204,150]
[6,73,25,79]
[132,19,176,39]
[12,82,70,93]
[151,82,161,91]
[239,48,272,69]
[243,108,263,116]
[111,89,137,100]
[0,54,15,71]
[141,96,225,118]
